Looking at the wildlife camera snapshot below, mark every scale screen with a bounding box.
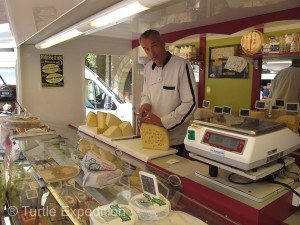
[202,131,246,153]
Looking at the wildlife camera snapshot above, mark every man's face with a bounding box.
[140,34,166,67]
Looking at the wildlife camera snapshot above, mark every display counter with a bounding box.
[3,125,214,225]
[2,122,299,225]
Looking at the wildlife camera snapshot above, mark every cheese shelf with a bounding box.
[4,126,240,225]
[240,51,300,59]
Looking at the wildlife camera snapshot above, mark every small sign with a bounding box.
[40,54,64,87]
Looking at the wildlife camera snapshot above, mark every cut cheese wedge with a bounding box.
[140,123,170,151]
[119,121,134,136]
[86,112,98,127]
[102,125,123,138]
[97,112,108,133]
[105,113,122,127]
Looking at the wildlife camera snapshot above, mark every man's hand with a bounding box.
[139,103,151,117]
[142,112,163,127]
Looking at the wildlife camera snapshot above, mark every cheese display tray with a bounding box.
[78,125,97,138]
[11,131,55,139]
[37,166,80,183]
[114,138,177,162]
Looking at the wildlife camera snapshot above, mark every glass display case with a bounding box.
[2,125,241,225]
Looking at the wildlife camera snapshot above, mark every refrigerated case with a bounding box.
[2,125,243,225]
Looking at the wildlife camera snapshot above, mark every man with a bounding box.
[270,59,300,106]
[262,83,271,99]
[138,29,198,156]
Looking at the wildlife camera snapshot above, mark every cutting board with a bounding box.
[114,138,177,162]
[78,125,97,138]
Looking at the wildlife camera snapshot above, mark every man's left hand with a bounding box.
[142,112,163,127]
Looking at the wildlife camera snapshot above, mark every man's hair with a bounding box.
[139,29,162,42]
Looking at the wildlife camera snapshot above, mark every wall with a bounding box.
[205,36,252,112]
[18,35,131,127]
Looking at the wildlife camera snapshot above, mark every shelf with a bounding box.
[240,51,300,59]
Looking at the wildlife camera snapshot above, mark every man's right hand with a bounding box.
[139,103,151,117]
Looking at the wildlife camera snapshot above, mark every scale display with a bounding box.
[202,131,246,153]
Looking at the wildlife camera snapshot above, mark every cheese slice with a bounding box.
[97,112,108,133]
[102,125,123,138]
[79,139,92,154]
[105,113,122,127]
[140,123,170,151]
[119,121,134,137]
[86,112,98,127]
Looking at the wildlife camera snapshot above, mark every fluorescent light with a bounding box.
[35,29,83,49]
[266,60,292,64]
[89,1,149,28]
[35,0,171,49]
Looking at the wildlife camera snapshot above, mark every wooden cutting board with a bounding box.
[114,138,177,162]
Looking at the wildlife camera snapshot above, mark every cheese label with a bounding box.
[110,205,131,222]
[143,193,166,206]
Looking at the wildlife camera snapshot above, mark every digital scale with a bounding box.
[184,115,300,201]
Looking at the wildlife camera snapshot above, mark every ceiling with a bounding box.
[1,0,300,48]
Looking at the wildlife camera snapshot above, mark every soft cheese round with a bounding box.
[90,204,138,225]
[129,193,171,221]
[4,116,41,128]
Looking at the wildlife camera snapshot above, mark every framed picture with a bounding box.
[208,45,248,79]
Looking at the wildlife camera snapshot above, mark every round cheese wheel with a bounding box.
[63,195,77,208]
[4,116,41,129]
[241,30,268,54]
[90,204,138,225]
[129,193,171,221]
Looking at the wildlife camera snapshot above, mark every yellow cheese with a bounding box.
[97,112,108,133]
[275,115,300,134]
[140,123,170,151]
[86,112,98,127]
[102,125,123,138]
[78,139,91,154]
[119,121,134,137]
[270,109,286,120]
[250,110,266,119]
[105,113,122,127]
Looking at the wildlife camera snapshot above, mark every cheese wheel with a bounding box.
[105,113,122,127]
[140,124,170,151]
[129,193,171,221]
[241,30,268,54]
[89,204,138,225]
[86,112,98,127]
[119,121,134,136]
[63,195,78,208]
[97,112,108,133]
[103,125,123,138]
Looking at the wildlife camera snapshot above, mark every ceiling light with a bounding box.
[89,0,149,28]
[35,0,171,49]
[266,60,292,64]
[35,29,83,49]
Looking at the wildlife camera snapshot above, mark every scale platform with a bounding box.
[190,153,295,180]
[193,159,295,202]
